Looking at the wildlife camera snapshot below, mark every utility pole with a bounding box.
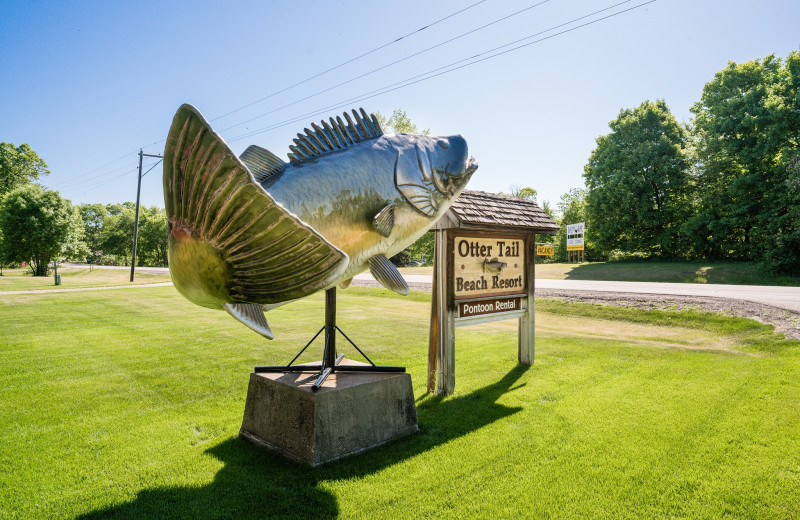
[130,149,163,282]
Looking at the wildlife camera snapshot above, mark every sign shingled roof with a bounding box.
[440,190,559,233]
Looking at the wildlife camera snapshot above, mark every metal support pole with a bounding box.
[324,287,337,368]
[130,150,144,282]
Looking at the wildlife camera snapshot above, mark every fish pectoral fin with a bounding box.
[239,145,285,185]
[373,203,395,238]
[224,303,274,340]
[340,277,353,289]
[368,254,409,296]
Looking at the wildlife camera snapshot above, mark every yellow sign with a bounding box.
[453,236,525,299]
[566,244,585,251]
[536,244,554,256]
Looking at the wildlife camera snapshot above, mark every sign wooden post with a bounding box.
[518,237,536,364]
[426,191,559,395]
[428,231,534,394]
[428,229,456,394]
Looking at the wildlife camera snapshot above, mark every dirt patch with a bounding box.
[351,279,800,341]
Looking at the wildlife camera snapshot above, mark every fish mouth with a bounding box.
[464,156,478,176]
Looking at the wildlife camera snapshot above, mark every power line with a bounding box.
[54,161,138,190]
[218,0,551,135]
[64,158,161,198]
[73,1,491,178]
[61,0,655,194]
[49,149,139,190]
[210,0,490,123]
[72,168,139,197]
[229,0,653,143]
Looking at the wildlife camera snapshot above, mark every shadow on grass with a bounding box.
[78,365,529,520]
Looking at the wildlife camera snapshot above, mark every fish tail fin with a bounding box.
[163,104,348,310]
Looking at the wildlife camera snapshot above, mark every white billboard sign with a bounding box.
[566,222,585,251]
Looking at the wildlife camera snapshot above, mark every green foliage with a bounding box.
[374,109,430,135]
[0,142,49,197]
[507,186,538,200]
[502,187,557,248]
[584,100,691,258]
[576,49,799,274]
[80,203,169,267]
[687,50,800,273]
[406,232,434,265]
[78,203,108,256]
[99,205,135,265]
[0,185,86,275]
[136,206,168,266]
[0,227,6,274]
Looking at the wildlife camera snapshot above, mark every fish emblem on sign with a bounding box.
[482,257,507,274]
[163,104,477,339]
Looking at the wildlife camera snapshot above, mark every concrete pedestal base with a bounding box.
[240,360,418,466]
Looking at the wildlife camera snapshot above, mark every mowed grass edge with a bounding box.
[0,267,171,291]
[1,285,799,519]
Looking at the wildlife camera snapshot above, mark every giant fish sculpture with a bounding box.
[164,104,477,339]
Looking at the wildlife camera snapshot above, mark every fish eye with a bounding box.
[437,140,449,150]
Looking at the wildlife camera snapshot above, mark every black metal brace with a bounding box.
[253,287,405,391]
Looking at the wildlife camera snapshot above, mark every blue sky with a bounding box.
[1,0,798,211]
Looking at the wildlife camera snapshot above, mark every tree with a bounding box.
[374,109,430,135]
[101,205,135,265]
[0,143,49,197]
[0,227,6,274]
[136,206,168,266]
[506,186,538,200]
[584,100,691,258]
[406,232,434,265]
[0,185,86,276]
[689,50,800,272]
[78,203,108,257]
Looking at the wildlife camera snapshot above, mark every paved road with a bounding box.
[58,264,800,314]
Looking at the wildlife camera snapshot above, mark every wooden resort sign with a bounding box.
[427,190,559,395]
[454,236,525,300]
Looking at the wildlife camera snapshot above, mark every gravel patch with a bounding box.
[538,289,800,341]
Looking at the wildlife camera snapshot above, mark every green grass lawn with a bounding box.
[2,286,799,519]
[0,267,171,291]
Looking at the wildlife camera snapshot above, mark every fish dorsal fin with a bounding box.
[373,203,394,238]
[287,108,383,164]
[224,303,274,340]
[239,145,285,184]
[368,254,409,296]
